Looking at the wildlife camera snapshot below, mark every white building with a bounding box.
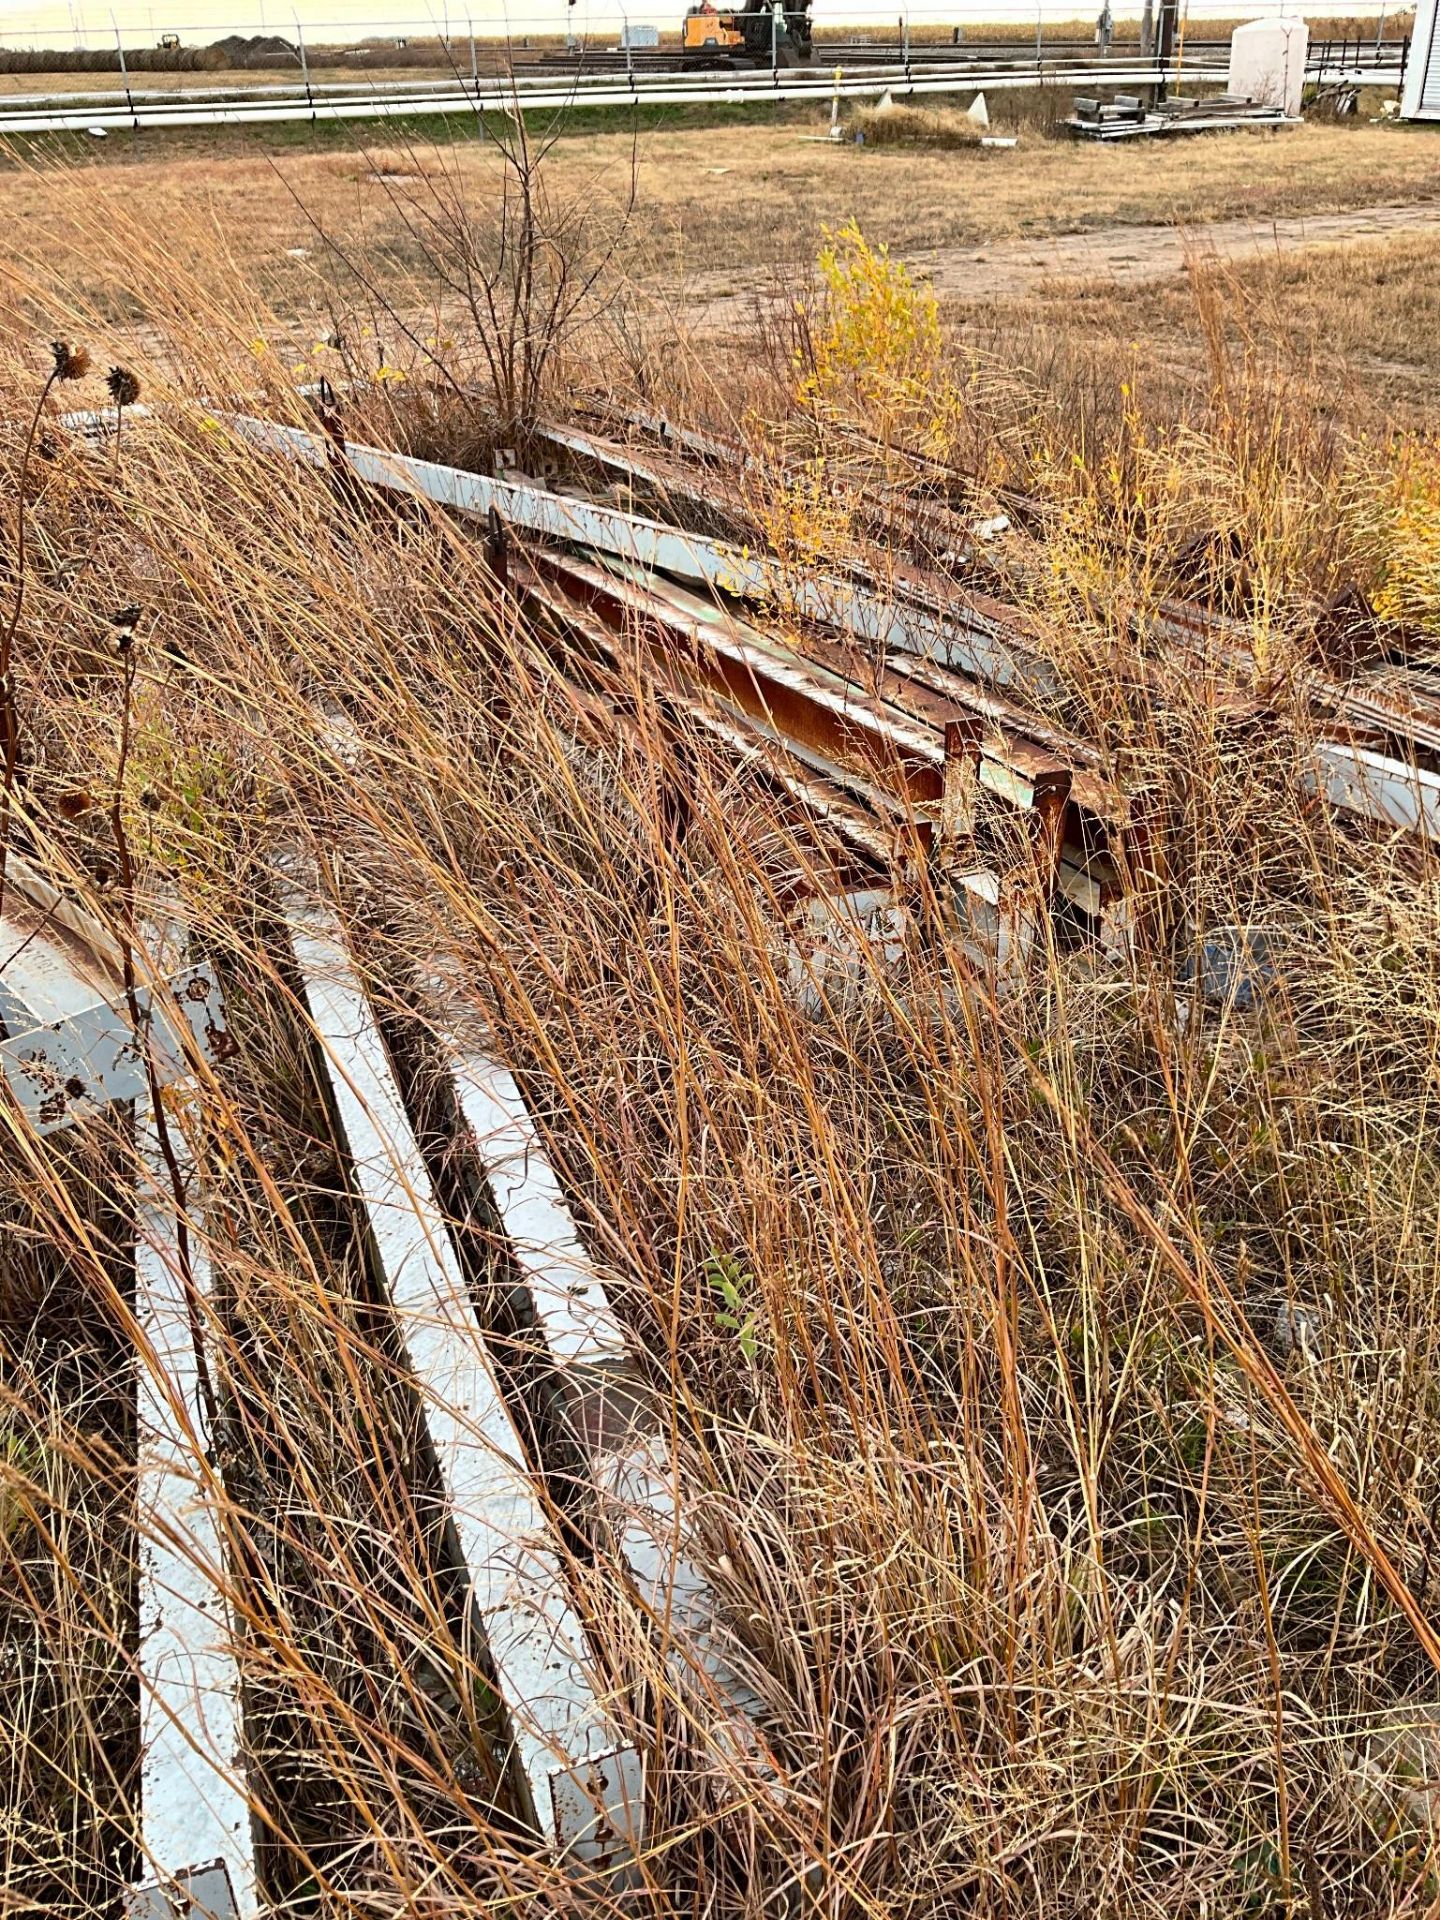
[1403,0,1440,119]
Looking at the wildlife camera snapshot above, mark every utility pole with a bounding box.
[1154,0,1178,96]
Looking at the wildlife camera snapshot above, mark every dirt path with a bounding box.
[687,196,1440,324]
[926,196,1440,299]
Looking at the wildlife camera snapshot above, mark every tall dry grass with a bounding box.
[1,150,1440,1920]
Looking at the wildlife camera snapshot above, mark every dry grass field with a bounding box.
[6,114,1438,262]
[3,87,1440,1920]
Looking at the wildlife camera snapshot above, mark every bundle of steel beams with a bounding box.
[215,402,1440,982]
[15,367,1440,1902]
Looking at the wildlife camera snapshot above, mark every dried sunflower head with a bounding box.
[107,366,141,409]
[51,341,91,382]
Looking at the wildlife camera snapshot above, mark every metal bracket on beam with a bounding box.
[127,1861,241,1920]
[0,858,230,1135]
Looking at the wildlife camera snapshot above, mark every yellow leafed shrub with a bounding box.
[1373,434,1440,635]
[800,220,953,452]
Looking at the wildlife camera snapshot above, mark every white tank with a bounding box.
[1228,15,1309,118]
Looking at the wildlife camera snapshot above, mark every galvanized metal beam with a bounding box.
[279,873,642,1869]
[0,858,230,1136]
[227,415,1054,693]
[423,986,778,1784]
[0,877,259,1917]
[1314,740,1440,842]
[130,1111,257,1920]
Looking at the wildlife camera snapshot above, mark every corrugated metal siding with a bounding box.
[1402,0,1440,117]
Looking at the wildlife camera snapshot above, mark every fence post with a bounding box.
[111,14,138,130]
[294,17,314,120]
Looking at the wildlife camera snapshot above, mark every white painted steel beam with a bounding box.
[435,1016,630,1376]
[229,415,1053,694]
[425,990,777,1780]
[0,858,230,1136]
[0,868,253,1911]
[1314,740,1440,842]
[280,876,641,1868]
[130,1112,257,1920]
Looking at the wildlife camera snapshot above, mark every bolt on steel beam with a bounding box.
[129,1109,258,1920]
[278,868,643,1870]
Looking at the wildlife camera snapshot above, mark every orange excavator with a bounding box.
[681,0,813,67]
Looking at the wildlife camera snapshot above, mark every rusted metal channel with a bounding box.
[535,441,1166,933]
[548,625,905,879]
[536,549,988,851]
[215,408,1440,886]
[528,549,1140,947]
[226,415,1055,694]
[523,558,1045,979]
[522,559,950,899]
